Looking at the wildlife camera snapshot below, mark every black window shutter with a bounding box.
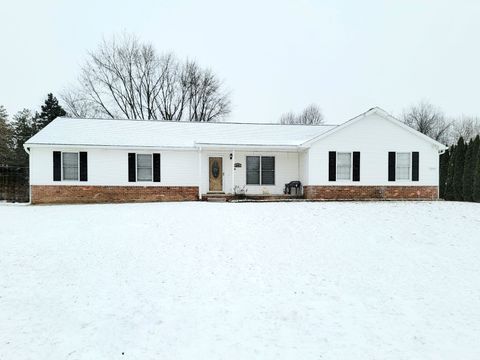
[412,152,419,181]
[388,152,396,181]
[53,151,61,181]
[153,153,161,182]
[353,151,360,181]
[128,153,136,182]
[328,151,336,181]
[79,152,88,181]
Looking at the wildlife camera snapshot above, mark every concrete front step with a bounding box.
[206,197,228,202]
[202,193,303,202]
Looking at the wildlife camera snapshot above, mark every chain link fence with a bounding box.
[0,166,29,203]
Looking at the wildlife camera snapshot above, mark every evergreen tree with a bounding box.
[0,105,7,121]
[0,105,14,165]
[35,93,66,130]
[445,145,456,200]
[439,148,450,199]
[462,140,475,201]
[473,136,480,202]
[11,109,36,167]
[453,137,466,201]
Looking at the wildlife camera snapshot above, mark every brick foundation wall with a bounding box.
[31,185,199,204]
[303,185,438,200]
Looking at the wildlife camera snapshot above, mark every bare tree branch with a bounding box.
[279,104,324,125]
[61,33,230,122]
[402,101,451,144]
[450,115,480,143]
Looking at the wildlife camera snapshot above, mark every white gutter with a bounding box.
[194,142,302,151]
[24,143,195,151]
[25,142,306,152]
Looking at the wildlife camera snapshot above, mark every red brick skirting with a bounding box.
[303,185,438,200]
[31,185,199,204]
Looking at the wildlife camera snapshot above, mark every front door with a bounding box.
[209,157,223,192]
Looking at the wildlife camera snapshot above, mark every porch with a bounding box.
[196,145,307,200]
[201,192,303,202]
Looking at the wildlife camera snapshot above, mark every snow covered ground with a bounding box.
[1,201,480,360]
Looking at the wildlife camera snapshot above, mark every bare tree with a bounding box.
[279,104,324,125]
[402,101,451,144]
[279,111,297,125]
[449,115,480,143]
[62,34,230,121]
[62,89,101,118]
[184,61,231,122]
[298,104,324,125]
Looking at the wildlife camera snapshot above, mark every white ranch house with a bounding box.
[24,107,447,204]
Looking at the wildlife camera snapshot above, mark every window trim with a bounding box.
[61,152,79,181]
[246,155,275,186]
[136,153,154,182]
[395,152,411,181]
[336,152,352,181]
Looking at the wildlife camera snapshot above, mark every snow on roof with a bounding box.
[25,117,337,149]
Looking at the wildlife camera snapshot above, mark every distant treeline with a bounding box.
[0,94,66,168]
[0,94,66,202]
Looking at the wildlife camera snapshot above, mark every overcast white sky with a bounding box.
[1,0,479,124]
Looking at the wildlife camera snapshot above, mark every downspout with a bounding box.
[437,146,447,200]
[23,146,32,204]
[231,149,235,194]
[297,147,300,183]
[198,146,202,200]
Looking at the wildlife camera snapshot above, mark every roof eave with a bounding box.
[194,142,302,151]
[24,143,196,151]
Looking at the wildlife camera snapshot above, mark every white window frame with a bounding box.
[136,153,153,182]
[62,152,79,181]
[246,156,275,186]
[336,152,352,181]
[396,152,411,181]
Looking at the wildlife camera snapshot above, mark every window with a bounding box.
[246,156,260,185]
[396,152,411,180]
[137,154,153,181]
[246,156,275,185]
[62,152,79,180]
[261,157,275,185]
[336,152,351,180]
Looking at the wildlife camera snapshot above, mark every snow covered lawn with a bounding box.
[1,201,480,359]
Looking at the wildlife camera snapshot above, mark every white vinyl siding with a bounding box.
[220,151,298,195]
[62,152,79,181]
[396,152,411,180]
[137,154,153,182]
[336,152,351,180]
[31,148,198,187]
[307,112,440,187]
